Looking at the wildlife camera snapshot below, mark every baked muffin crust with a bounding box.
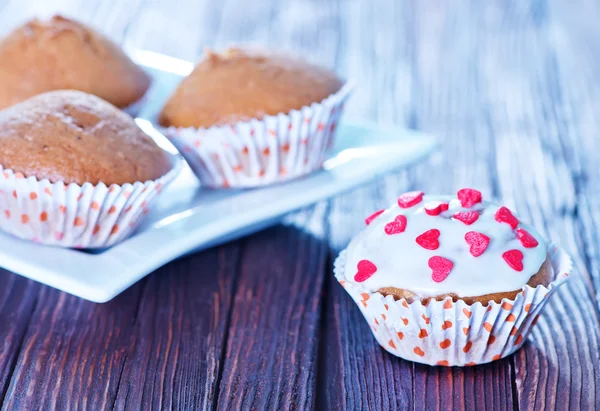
[159,47,343,128]
[0,15,150,109]
[0,90,171,185]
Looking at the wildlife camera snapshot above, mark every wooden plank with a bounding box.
[1,281,143,409]
[0,247,241,410]
[475,1,600,409]
[319,1,417,408]
[320,254,414,410]
[111,246,241,410]
[413,361,514,411]
[215,208,329,410]
[0,273,40,403]
[123,0,223,61]
[209,1,349,409]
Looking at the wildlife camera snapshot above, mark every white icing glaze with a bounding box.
[344,194,547,297]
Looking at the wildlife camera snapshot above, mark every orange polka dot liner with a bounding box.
[0,158,182,249]
[162,82,353,188]
[334,243,572,367]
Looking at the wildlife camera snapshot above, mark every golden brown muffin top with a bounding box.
[0,90,172,185]
[0,15,150,110]
[159,47,343,128]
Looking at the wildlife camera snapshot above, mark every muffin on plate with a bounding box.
[159,46,352,188]
[0,15,150,113]
[0,90,180,248]
[335,188,572,366]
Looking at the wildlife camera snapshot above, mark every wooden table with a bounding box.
[0,0,599,409]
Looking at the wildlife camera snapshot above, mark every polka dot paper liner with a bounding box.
[334,243,572,366]
[162,82,353,188]
[0,157,182,249]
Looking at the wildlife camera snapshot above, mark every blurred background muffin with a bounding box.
[159,47,344,128]
[0,15,150,111]
[160,46,351,188]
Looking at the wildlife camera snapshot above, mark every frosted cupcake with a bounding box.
[0,90,179,248]
[335,189,572,366]
[159,46,352,188]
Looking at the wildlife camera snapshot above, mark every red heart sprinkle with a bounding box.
[424,201,449,216]
[464,231,491,257]
[457,188,482,208]
[428,256,453,283]
[502,249,524,271]
[454,211,479,225]
[354,260,377,282]
[397,191,424,208]
[416,229,441,250]
[365,209,384,225]
[516,228,538,248]
[495,206,519,229]
[384,215,408,235]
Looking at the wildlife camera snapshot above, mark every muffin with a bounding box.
[0,90,180,248]
[159,47,344,128]
[335,188,572,366]
[0,15,150,112]
[160,46,352,188]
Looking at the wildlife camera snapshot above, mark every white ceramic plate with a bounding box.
[0,49,437,303]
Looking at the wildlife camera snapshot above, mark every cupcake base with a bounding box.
[163,82,353,188]
[0,155,182,249]
[334,243,572,366]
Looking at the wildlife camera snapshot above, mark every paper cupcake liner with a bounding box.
[334,243,572,366]
[163,82,354,188]
[0,156,182,249]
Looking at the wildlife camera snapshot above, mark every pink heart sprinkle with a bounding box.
[416,229,441,250]
[495,206,519,229]
[397,191,424,208]
[464,231,491,257]
[365,209,385,225]
[354,260,377,282]
[453,211,479,225]
[384,215,408,235]
[424,201,449,216]
[428,256,453,283]
[502,249,524,271]
[516,228,538,248]
[457,188,482,208]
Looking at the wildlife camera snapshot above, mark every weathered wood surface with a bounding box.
[0,0,599,410]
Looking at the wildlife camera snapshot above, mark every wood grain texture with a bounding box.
[0,272,40,403]
[216,208,328,411]
[0,281,143,409]
[110,247,241,410]
[1,246,240,410]
[0,0,598,410]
